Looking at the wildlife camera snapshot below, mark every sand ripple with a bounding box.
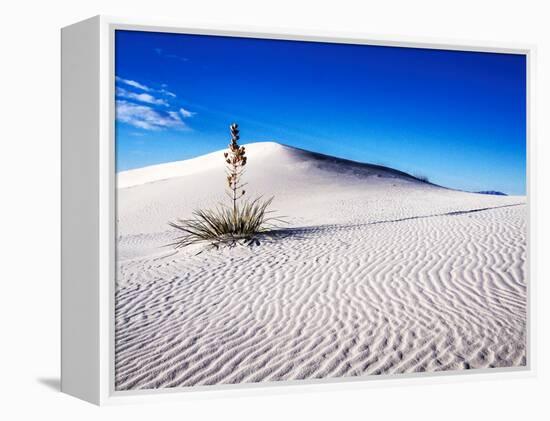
[115,204,526,390]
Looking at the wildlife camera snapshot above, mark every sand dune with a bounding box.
[115,142,527,390]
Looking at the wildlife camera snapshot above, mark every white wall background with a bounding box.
[1,0,548,419]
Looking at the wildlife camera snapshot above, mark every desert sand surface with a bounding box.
[115,142,527,390]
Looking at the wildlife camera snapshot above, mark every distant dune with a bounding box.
[115,142,527,390]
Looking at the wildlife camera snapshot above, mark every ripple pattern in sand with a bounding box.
[115,205,526,390]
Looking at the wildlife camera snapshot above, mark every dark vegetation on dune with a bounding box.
[476,190,508,196]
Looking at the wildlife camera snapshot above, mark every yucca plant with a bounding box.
[169,123,282,249]
[169,197,281,249]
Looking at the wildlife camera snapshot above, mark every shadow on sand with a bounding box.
[258,202,525,243]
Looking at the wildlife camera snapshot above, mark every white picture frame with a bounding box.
[61,15,535,405]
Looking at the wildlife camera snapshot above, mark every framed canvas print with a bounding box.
[61,16,533,405]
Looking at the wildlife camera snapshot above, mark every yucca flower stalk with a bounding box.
[224,123,247,219]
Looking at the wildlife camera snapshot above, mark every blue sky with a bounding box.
[115,30,526,195]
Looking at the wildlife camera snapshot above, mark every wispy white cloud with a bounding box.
[115,76,151,92]
[168,111,181,121]
[116,100,188,131]
[116,87,168,106]
[160,89,176,98]
[116,76,177,99]
[154,48,189,62]
[115,76,195,131]
[179,107,196,118]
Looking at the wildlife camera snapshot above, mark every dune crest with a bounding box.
[117,141,427,189]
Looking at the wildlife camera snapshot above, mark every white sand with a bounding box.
[115,142,527,390]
